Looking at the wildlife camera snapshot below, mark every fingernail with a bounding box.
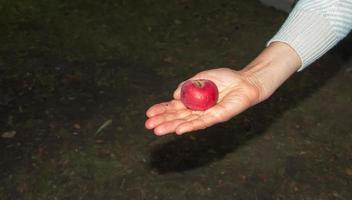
[155,127,166,136]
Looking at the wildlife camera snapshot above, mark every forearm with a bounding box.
[240,42,301,102]
[268,0,352,70]
[240,0,352,103]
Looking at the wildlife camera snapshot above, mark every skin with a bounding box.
[145,42,302,136]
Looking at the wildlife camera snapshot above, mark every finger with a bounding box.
[145,109,191,129]
[173,81,184,100]
[153,119,187,136]
[175,119,206,135]
[173,87,181,100]
[146,100,185,117]
[153,113,200,135]
[175,114,218,135]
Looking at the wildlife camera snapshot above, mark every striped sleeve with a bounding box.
[267,0,352,71]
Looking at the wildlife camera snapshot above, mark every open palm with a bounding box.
[145,68,261,135]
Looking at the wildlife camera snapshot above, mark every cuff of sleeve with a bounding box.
[267,9,339,71]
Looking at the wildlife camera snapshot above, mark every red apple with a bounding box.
[180,79,219,111]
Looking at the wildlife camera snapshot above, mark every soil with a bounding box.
[0,0,351,199]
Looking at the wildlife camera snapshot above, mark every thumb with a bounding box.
[173,81,184,99]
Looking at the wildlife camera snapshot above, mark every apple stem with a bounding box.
[193,80,204,88]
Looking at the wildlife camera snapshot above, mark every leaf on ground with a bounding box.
[2,131,16,138]
[346,167,352,176]
[95,119,112,136]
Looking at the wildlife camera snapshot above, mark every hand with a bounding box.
[145,42,301,136]
[145,68,262,136]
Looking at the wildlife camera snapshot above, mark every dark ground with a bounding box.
[0,0,351,199]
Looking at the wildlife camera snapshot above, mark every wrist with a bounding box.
[240,42,301,102]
